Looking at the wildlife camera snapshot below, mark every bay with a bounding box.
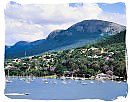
[5,77,128,101]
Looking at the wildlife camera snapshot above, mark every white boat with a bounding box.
[70,74,74,80]
[117,81,122,84]
[44,81,49,84]
[5,69,13,83]
[101,80,106,83]
[81,74,86,80]
[5,93,29,96]
[20,77,26,81]
[42,79,49,84]
[60,76,66,80]
[6,79,12,83]
[25,78,33,84]
[124,80,127,82]
[81,82,87,85]
[53,81,57,84]
[74,74,79,81]
[90,81,94,84]
[42,78,47,81]
[81,80,87,85]
[26,80,31,84]
[62,80,67,84]
[52,79,57,84]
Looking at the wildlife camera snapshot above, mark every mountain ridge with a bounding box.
[5,20,126,59]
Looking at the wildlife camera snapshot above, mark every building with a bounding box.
[96,73,111,80]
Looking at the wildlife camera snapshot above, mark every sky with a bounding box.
[5,1,126,46]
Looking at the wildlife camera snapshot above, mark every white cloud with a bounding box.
[5,2,126,45]
[98,12,126,26]
[5,17,50,45]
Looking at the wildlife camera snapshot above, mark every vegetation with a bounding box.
[4,31,127,80]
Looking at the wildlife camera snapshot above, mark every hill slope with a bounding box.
[5,30,127,80]
[5,20,126,59]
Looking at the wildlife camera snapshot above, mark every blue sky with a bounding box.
[5,2,126,45]
[98,2,125,14]
[69,2,125,14]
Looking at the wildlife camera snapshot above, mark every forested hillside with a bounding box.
[5,30,127,80]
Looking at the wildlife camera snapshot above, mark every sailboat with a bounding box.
[70,73,74,80]
[26,76,34,84]
[6,79,12,83]
[44,80,49,84]
[81,74,87,85]
[101,80,106,83]
[53,81,57,84]
[62,80,67,84]
[117,81,122,84]
[60,75,66,80]
[90,81,94,84]
[6,69,12,83]
[42,77,49,84]
[81,74,86,80]
[52,78,57,84]
[74,74,79,82]
[26,80,31,84]
[61,74,67,84]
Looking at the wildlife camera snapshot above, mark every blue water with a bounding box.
[5,78,128,101]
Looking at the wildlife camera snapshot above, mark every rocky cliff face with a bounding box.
[68,20,126,33]
[47,20,125,40]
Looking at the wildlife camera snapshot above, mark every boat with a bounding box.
[5,69,13,83]
[20,77,26,81]
[70,74,74,80]
[26,78,34,83]
[81,80,87,85]
[52,79,57,84]
[53,81,57,84]
[117,81,122,84]
[26,80,31,84]
[42,78,49,84]
[124,80,127,82]
[81,74,86,80]
[81,82,87,85]
[5,93,29,96]
[74,74,79,81]
[60,76,66,80]
[44,80,49,84]
[62,80,67,84]
[101,80,106,83]
[6,79,12,83]
[90,81,94,84]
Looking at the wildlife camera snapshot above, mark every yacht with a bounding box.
[62,80,67,84]
[90,81,94,84]
[6,79,12,83]
[42,78,49,84]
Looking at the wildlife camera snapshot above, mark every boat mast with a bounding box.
[8,69,9,78]
[112,67,114,81]
[25,51,26,57]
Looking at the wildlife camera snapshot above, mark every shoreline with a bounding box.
[5,75,127,82]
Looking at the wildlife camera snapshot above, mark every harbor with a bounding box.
[4,2,127,101]
[5,77,128,101]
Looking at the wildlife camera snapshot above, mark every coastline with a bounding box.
[5,75,127,82]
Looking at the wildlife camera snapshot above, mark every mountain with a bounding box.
[5,30,127,80]
[5,45,10,50]
[5,20,126,59]
[47,20,125,40]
